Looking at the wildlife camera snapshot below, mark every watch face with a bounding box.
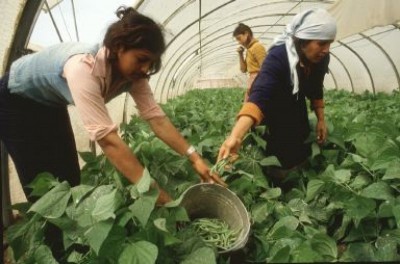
[186,145,196,156]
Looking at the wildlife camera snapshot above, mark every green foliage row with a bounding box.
[6,88,400,263]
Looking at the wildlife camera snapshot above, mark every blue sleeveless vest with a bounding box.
[8,42,100,106]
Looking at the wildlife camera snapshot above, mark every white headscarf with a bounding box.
[271,8,337,95]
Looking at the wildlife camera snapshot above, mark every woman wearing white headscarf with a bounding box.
[218,8,337,188]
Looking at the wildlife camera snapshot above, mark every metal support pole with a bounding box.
[44,0,64,42]
[1,142,12,228]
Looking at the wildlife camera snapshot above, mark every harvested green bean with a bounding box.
[190,218,239,250]
[210,157,230,175]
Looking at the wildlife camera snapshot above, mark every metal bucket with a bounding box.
[180,183,250,253]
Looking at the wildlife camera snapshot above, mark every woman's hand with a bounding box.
[155,185,173,206]
[148,116,227,187]
[316,120,327,144]
[218,136,241,161]
[191,157,227,187]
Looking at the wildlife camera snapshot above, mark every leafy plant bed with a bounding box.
[5,88,400,263]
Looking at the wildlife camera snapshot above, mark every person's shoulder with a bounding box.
[253,40,265,48]
[261,44,288,72]
[43,42,100,54]
[266,45,287,64]
[268,44,286,56]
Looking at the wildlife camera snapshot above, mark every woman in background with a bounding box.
[220,9,336,188]
[233,23,267,102]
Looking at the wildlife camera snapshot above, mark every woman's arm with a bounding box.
[148,116,227,186]
[218,115,254,161]
[147,116,193,158]
[312,100,326,144]
[97,131,171,204]
[237,47,247,73]
[97,131,144,183]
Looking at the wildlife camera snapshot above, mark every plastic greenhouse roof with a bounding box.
[1,0,399,101]
[130,0,400,102]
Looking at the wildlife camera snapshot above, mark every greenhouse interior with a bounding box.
[1,0,400,263]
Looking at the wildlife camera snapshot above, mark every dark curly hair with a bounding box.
[233,23,253,38]
[103,6,165,75]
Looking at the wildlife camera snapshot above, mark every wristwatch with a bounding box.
[185,145,196,157]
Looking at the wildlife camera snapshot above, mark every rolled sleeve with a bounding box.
[237,102,264,125]
[64,54,118,141]
[311,99,325,110]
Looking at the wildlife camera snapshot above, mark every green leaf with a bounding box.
[67,251,84,263]
[129,188,159,226]
[392,204,400,228]
[343,219,378,243]
[7,217,44,261]
[251,202,270,223]
[260,188,282,200]
[311,233,338,260]
[268,245,290,263]
[79,151,97,163]
[320,164,335,181]
[344,196,376,227]
[162,231,182,246]
[340,242,376,262]
[48,214,77,231]
[292,241,322,262]
[349,174,371,189]
[66,185,114,227]
[305,179,324,202]
[268,216,299,239]
[129,185,140,199]
[164,190,187,208]
[252,133,267,149]
[26,172,59,197]
[71,185,94,205]
[259,156,281,167]
[360,181,394,201]
[327,135,346,149]
[378,200,394,218]
[6,213,42,242]
[170,206,190,222]
[353,133,384,158]
[34,245,58,264]
[137,167,153,193]
[29,181,71,218]
[375,237,400,261]
[85,219,114,255]
[303,226,320,238]
[97,224,126,261]
[334,169,352,184]
[153,218,168,232]
[311,142,321,159]
[333,214,351,241]
[370,142,400,170]
[118,241,158,264]
[92,188,123,222]
[382,160,400,180]
[181,247,216,264]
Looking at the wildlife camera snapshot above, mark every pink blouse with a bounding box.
[63,47,165,141]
